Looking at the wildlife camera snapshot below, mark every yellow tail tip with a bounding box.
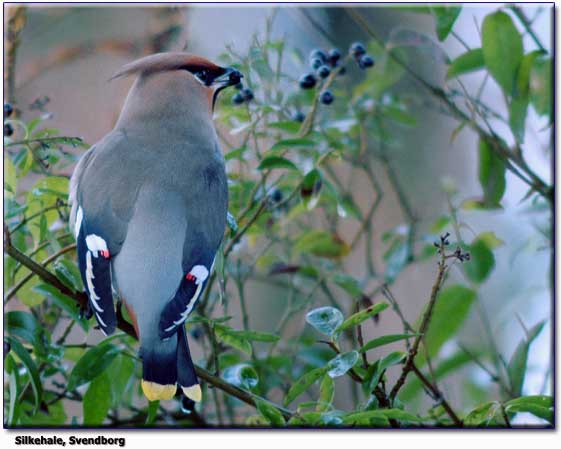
[182,384,202,402]
[141,380,177,401]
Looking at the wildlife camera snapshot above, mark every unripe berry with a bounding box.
[299,73,317,89]
[4,123,14,136]
[320,90,334,105]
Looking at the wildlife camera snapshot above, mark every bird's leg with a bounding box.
[78,296,93,320]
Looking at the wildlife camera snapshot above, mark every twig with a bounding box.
[4,6,26,106]
[389,233,465,401]
[410,364,463,427]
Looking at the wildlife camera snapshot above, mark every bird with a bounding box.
[68,52,242,402]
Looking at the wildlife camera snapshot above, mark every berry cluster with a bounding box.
[4,103,14,136]
[349,42,375,69]
[297,42,375,107]
[232,83,254,106]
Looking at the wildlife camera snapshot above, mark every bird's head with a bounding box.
[112,52,243,127]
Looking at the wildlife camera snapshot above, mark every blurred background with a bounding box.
[4,3,553,427]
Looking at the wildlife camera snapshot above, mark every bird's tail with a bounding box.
[140,326,200,402]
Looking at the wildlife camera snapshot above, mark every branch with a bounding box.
[389,233,467,401]
[3,234,293,422]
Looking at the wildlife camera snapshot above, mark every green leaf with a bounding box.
[381,105,417,127]
[257,156,299,172]
[464,238,495,284]
[68,343,121,390]
[316,375,334,412]
[255,399,286,426]
[431,6,462,41]
[53,258,82,292]
[231,330,279,343]
[32,283,89,331]
[332,273,362,298]
[530,57,552,120]
[223,363,259,390]
[6,337,43,413]
[447,48,485,78]
[106,354,136,408]
[507,320,546,396]
[342,408,422,426]
[334,302,388,335]
[464,401,501,426]
[294,230,350,259]
[359,333,419,353]
[477,231,504,249]
[305,306,344,337]
[284,367,327,406]
[419,285,476,360]
[383,239,409,282]
[6,311,45,350]
[83,372,112,425]
[478,138,506,208]
[482,11,524,95]
[214,324,252,356]
[225,146,248,161]
[267,121,301,134]
[510,51,543,142]
[366,351,407,390]
[4,155,17,198]
[145,400,159,425]
[505,395,553,424]
[270,138,316,151]
[327,351,359,378]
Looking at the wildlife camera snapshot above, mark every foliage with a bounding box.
[3,5,552,428]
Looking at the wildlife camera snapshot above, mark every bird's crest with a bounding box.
[109,52,221,81]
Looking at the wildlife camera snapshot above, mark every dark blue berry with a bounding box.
[4,103,13,118]
[350,42,366,57]
[317,65,331,79]
[358,54,375,69]
[320,90,334,105]
[190,327,203,340]
[310,57,323,70]
[234,82,243,90]
[293,111,306,122]
[4,123,14,136]
[299,73,317,89]
[270,188,283,203]
[310,49,328,63]
[232,92,245,105]
[241,88,254,102]
[328,48,341,66]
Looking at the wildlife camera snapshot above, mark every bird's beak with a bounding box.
[213,67,243,88]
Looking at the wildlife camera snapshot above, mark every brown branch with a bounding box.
[411,364,463,427]
[389,234,456,401]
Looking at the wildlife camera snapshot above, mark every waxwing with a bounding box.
[68,52,242,402]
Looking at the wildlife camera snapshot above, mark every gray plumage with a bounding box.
[69,52,240,401]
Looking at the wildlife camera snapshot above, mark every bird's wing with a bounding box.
[70,131,141,335]
[158,149,228,340]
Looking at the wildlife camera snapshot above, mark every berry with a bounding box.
[4,123,14,136]
[310,57,323,70]
[241,88,254,102]
[234,82,243,90]
[293,111,306,122]
[232,92,245,105]
[4,103,13,118]
[320,90,334,105]
[190,327,203,340]
[310,49,328,63]
[328,48,341,66]
[337,66,347,76]
[269,188,283,203]
[299,73,317,89]
[317,65,331,79]
[350,42,366,57]
[358,54,375,69]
